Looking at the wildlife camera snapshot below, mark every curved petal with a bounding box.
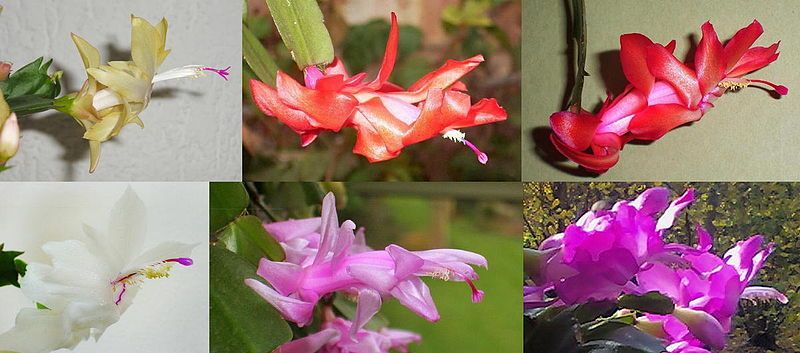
[742,286,789,304]
[350,110,403,162]
[244,278,315,326]
[628,104,702,140]
[275,328,339,353]
[646,45,702,108]
[657,188,695,231]
[390,278,439,322]
[276,72,358,132]
[620,33,657,93]
[550,133,620,173]
[352,98,409,154]
[256,258,303,295]
[671,307,727,350]
[264,217,322,242]
[726,43,780,77]
[597,88,647,135]
[0,308,85,353]
[722,20,763,72]
[365,12,399,89]
[352,289,383,335]
[695,22,725,95]
[385,56,484,103]
[402,90,471,146]
[549,111,601,151]
[249,79,319,135]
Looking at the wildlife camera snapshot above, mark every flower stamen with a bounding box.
[718,78,788,95]
[442,130,489,165]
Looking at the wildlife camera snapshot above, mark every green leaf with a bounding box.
[6,95,56,116]
[243,24,280,86]
[210,182,249,233]
[210,245,292,353]
[618,291,675,315]
[0,57,62,101]
[265,0,334,69]
[333,294,389,330]
[218,215,285,265]
[0,244,26,288]
[580,326,665,353]
[525,305,580,353]
[36,303,49,310]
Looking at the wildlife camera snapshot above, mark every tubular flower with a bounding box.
[634,232,787,352]
[0,188,195,353]
[533,187,694,305]
[246,192,487,328]
[65,15,229,173]
[250,12,507,164]
[550,20,786,173]
[275,317,420,353]
[0,91,19,166]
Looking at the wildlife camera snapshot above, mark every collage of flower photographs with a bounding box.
[0,1,798,353]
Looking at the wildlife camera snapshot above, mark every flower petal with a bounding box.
[389,278,439,322]
[726,43,780,77]
[695,22,725,95]
[402,89,471,146]
[620,33,657,93]
[550,133,620,173]
[722,20,763,72]
[275,328,339,353]
[742,286,789,304]
[628,104,702,140]
[366,12,399,89]
[276,71,358,132]
[386,56,484,103]
[244,278,315,326]
[671,307,727,350]
[645,45,702,108]
[549,111,601,151]
[656,188,695,231]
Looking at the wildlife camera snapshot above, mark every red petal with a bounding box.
[550,133,620,173]
[664,40,677,54]
[722,20,763,72]
[276,71,358,132]
[315,74,346,91]
[549,111,601,151]
[726,42,780,77]
[646,44,702,108]
[402,89,471,146]
[350,110,403,162]
[353,98,409,153]
[620,33,657,93]
[325,58,350,77]
[250,78,317,133]
[365,12,399,88]
[450,98,507,129]
[628,104,703,140]
[386,56,484,103]
[695,22,725,94]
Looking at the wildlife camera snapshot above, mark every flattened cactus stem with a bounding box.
[567,0,587,112]
[265,0,335,69]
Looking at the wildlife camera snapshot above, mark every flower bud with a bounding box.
[0,112,19,164]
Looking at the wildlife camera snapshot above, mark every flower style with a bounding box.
[0,91,19,166]
[532,187,694,305]
[275,317,420,353]
[0,188,195,353]
[250,13,507,164]
[64,15,229,173]
[550,20,786,173]
[634,233,787,352]
[246,192,487,330]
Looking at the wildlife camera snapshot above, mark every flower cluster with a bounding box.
[525,187,787,352]
[550,21,786,173]
[63,15,229,173]
[248,192,487,352]
[250,13,507,165]
[0,188,196,353]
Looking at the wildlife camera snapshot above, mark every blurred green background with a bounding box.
[243,0,521,181]
[523,182,800,353]
[250,182,521,352]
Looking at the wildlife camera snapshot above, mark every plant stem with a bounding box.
[566,0,587,111]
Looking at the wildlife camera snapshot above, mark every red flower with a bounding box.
[550,20,787,173]
[251,13,507,164]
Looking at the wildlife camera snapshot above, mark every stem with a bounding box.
[566,0,587,111]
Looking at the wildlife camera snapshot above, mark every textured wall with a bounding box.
[0,0,241,181]
[0,183,210,353]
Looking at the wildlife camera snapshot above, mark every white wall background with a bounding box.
[0,183,210,353]
[0,0,241,181]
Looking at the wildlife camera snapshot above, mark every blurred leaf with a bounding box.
[525,305,580,353]
[218,215,285,265]
[618,292,675,315]
[0,244,26,288]
[210,245,292,353]
[333,294,389,330]
[0,57,61,100]
[245,15,272,39]
[210,182,249,233]
[265,0,334,68]
[442,0,493,28]
[580,326,665,353]
[243,24,279,86]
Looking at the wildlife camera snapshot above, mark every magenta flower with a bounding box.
[275,317,420,353]
[634,232,787,351]
[246,192,487,329]
[535,187,694,304]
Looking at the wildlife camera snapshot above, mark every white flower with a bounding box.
[0,188,196,353]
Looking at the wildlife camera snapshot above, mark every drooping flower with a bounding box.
[0,91,19,166]
[246,192,487,328]
[250,12,507,164]
[534,187,694,305]
[634,232,787,352]
[550,20,786,173]
[0,188,196,353]
[63,15,229,173]
[275,316,420,353]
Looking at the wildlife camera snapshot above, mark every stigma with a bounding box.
[718,78,788,96]
[111,257,194,305]
[442,130,489,165]
[152,65,231,83]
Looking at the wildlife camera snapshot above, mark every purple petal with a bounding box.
[627,187,671,215]
[256,258,302,295]
[244,279,315,326]
[695,225,713,252]
[264,217,321,242]
[351,289,382,336]
[314,192,341,265]
[386,245,425,279]
[656,188,695,231]
[671,307,727,350]
[742,286,789,304]
[413,248,488,268]
[390,278,439,322]
[275,328,339,353]
[347,264,398,292]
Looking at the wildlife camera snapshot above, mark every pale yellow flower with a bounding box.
[66,15,229,173]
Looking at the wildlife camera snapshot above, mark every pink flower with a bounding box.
[246,192,487,328]
[275,317,420,353]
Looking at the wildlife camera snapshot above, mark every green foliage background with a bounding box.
[523,182,800,353]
